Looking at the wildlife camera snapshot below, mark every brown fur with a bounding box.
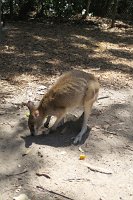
[23,70,100,144]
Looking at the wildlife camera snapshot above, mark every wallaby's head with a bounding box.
[22,101,43,135]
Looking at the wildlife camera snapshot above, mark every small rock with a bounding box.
[38,85,47,90]
[15,186,22,193]
[13,194,30,200]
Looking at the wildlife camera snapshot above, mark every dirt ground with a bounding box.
[0,18,133,200]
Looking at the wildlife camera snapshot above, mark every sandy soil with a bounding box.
[0,19,133,200]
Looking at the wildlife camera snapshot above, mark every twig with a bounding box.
[98,96,109,100]
[36,172,51,179]
[6,169,28,177]
[104,130,118,136]
[84,163,113,174]
[11,102,22,106]
[0,112,6,115]
[124,145,133,152]
[65,178,90,182]
[0,122,14,128]
[36,186,74,200]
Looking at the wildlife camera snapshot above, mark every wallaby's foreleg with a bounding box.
[44,109,66,134]
[51,111,66,131]
[44,115,51,128]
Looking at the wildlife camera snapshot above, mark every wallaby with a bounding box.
[23,70,100,144]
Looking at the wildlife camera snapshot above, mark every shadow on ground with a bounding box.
[0,21,133,84]
[22,114,91,148]
[19,99,133,149]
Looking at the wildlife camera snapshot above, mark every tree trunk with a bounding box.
[0,0,2,42]
[37,0,44,17]
[9,0,13,18]
[111,0,118,28]
[83,0,91,19]
[103,0,113,17]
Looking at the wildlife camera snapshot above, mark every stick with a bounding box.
[124,145,133,152]
[104,130,118,135]
[84,163,113,174]
[36,186,74,200]
[6,169,28,177]
[36,172,51,179]
[0,122,14,128]
[65,178,90,182]
[98,96,109,100]
[11,102,22,106]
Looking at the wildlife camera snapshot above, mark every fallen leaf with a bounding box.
[78,146,84,153]
[22,148,31,156]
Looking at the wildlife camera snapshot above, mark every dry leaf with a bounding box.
[78,146,84,153]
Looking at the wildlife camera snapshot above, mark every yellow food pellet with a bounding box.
[25,112,30,117]
[79,154,86,160]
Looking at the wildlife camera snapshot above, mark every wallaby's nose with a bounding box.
[31,130,35,136]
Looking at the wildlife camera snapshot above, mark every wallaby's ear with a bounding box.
[22,101,35,112]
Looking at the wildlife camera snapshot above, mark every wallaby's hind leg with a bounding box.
[73,100,94,144]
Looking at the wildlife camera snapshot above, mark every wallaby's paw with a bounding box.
[30,131,35,136]
[73,135,82,144]
[44,122,49,128]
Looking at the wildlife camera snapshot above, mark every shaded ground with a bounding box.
[0,18,133,200]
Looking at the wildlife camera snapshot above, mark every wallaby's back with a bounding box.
[39,70,99,112]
